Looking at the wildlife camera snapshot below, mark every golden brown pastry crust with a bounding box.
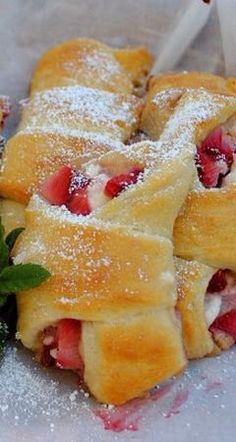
[30,38,153,95]
[175,257,215,359]
[81,309,185,404]
[0,200,25,234]
[175,258,236,358]
[114,46,154,95]
[141,73,236,270]
[14,130,193,404]
[16,73,236,402]
[141,71,236,139]
[0,132,125,204]
[0,85,143,204]
[174,184,236,270]
[0,38,147,205]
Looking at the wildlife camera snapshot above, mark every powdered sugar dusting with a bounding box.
[20,85,140,141]
[154,89,236,163]
[61,42,131,93]
[0,343,235,438]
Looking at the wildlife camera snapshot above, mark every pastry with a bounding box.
[141,71,236,139]
[142,73,236,358]
[0,39,152,232]
[12,117,196,404]
[13,80,236,401]
[141,72,236,269]
[176,258,236,359]
[174,99,236,270]
[30,38,153,95]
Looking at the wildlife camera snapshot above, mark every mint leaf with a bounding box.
[5,227,25,251]
[0,320,8,352]
[0,264,51,294]
[0,218,8,270]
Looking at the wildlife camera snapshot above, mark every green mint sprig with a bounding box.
[0,217,51,351]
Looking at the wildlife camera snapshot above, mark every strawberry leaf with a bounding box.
[5,227,25,251]
[0,264,51,294]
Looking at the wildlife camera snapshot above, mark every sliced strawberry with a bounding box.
[70,170,91,193]
[196,151,225,187]
[201,127,222,151]
[196,127,234,188]
[211,309,236,340]
[66,188,91,215]
[104,167,144,198]
[55,319,84,372]
[40,165,73,205]
[207,270,227,293]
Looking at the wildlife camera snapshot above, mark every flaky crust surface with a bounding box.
[174,184,236,270]
[175,258,215,359]
[0,38,150,206]
[142,74,236,270]
[30,38,153,95]
[0,83,142,204]
[141,71,236,139]
[82,310,184,404]
[14,130,193,404]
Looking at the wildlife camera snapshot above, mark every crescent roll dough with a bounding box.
[13,126,196,404]
[175,257,215,359]
[0,86,142,205]
[176,258,236,359]
[142,73,236,359]
[30,38,153,95]
[141,73,236,270]
[141,71,236,139]
[0,38,150,236]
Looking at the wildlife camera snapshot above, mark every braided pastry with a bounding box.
[142,73,236,358]
[13,114,197,404]
[0,39,152,232]
[141,71,236,139]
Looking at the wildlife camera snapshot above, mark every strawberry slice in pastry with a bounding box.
[66,188,91,215]
[54,319,84,372]
[196,127,234,188]
[40,165,73,205]
[207,269,227,293]
[40,163,144,215]
[205,269,236,348]
[42,319,84,373]
[104,167,144,197]
[211,310,236,339]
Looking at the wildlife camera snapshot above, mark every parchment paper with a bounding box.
[0,1,235,441]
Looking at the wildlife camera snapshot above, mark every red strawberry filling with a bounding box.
[66,188,91,215]
[211,310,236,339]
[196,127,235,188]
[40,165,73,205]
[40,164,144,215]
[41,319,84,375]
[104,167,144,198]
[205,269,236,348]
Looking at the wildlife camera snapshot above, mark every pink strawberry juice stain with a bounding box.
[162,388,189,418]
[93,383,173,432]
